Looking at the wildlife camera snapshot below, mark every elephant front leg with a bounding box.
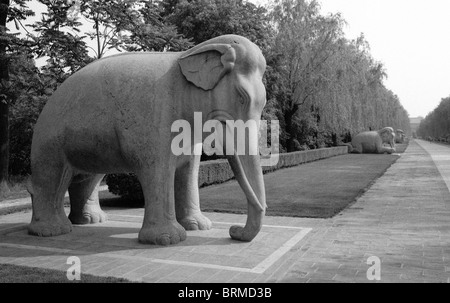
[137,162,187,245]
[351,143,363,154]
[175,155,212,231]
[379,146,395,154]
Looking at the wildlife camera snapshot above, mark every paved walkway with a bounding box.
[0,140,449,283]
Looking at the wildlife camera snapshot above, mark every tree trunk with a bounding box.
[284,103,299,153]
[331,132,337,146]
[284,110,295,152]
[0,100,8,187]
[0,0,10,189]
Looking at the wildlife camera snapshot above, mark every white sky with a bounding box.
[12,0,450,118]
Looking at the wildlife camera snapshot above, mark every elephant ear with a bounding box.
[379,127,394,135]
[379,127,394,139]
[179,44,236,91]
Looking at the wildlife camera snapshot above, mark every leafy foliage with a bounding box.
[106,173,143,201]
[8,53,51,175]
[163,0,273,49]
[116,1,193,52]
[1,0,35,184]
[417,96,450,141]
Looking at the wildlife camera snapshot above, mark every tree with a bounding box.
[8,52,48,176]
[270,0,345,151]
[71,0,192,56]
[417,96,450,140]
[0,0,10,189]
[164,0,272,48]
[78,0,142,58]
[0,0,33,189]
[117,1,193,52]
[30,0,91,85]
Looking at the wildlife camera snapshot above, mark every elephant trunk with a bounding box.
[227,154,266,242]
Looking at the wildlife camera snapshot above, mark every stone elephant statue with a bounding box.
[346,127,396,154]
[28,35,267,245]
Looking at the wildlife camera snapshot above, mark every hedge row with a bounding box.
[106,146,349,200]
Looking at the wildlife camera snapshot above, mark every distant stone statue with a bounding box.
[344,127,396,154]
[395,129,405,144]
[27,35,267,245]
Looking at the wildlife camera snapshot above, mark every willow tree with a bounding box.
[418,96,450,139]
[270,0,345,151]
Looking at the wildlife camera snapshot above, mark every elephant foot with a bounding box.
[28,216,73,237]
[68,205,107,225]
[229,225,259,242]
[381,148,395,154]
[178,212,212,231]
[138,221,187,245]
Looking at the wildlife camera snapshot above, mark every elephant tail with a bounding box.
[339,143,353,153]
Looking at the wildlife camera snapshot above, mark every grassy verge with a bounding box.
[0,264,131,283]
[0,176,30,202]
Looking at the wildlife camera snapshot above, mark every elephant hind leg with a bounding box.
[28,153,73,237]
[68,174,107,224]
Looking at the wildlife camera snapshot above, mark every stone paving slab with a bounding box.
[0,140,450,283]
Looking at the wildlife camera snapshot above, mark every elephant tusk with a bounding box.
[228,154,265,213]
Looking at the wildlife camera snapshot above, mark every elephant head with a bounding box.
[395,129,405,143]
[178,35,267,242]
[379,127,396,148]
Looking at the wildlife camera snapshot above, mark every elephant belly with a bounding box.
[63,128,130,174]
[360,142,378,153]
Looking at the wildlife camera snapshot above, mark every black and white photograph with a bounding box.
[0,0,449,288]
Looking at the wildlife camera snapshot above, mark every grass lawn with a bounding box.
[0,263,131,283]
[0,190,29,202]
[199,144,408,218]
[0,178,29,203]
